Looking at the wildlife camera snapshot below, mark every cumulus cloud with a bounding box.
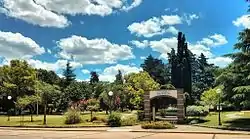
[27,59,82,71]
[82,69,90,74]
[0,0,70,28]
[57,35,135,64]
[130,40,149,48]
[208,57,233,67]
[1,0,143,27]
[233,14,250,28]
[99,64,142,82]
[132,33,227,60]
[199,34,228,47]
[140,56,146,60]
[128,14,197,37]
[0,31,45,59]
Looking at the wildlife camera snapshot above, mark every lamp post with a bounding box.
[216,89,222,126]
[108,91,113,114]
[7,96,12,121]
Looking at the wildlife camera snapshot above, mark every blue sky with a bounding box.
[0,0,249,82]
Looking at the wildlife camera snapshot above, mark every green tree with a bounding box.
[124,72,160,109]
[90,71,99,85]
[63,61,76,88]
[217,29,250,109]
[16,94,40,122]
[36,69,60,85]
[0,60,36,100]
[64,82,91,102]
[36,81,61,125]
[114,70,123,85]
[141,55,170,85]
[200,86,222,109]
[86,99,99,121]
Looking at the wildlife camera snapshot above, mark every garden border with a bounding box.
[192,124,250,131]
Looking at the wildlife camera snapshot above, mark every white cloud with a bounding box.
[1,0,142,28]
[99,64,142,82]
[57,35,135,64]
[160,15,182,25]
[0,31,45,59]
[128,14,190,37]
[233,14,250,28]
[199,34,228,47]
[82,69,90,74]
[208,57,233,67]
[1,0,70,28]
[183,13,199,25]
[122,0,142,12]
[47,49,52,54]
[27,59,82,71]
[130,40,149,48]
[188,43,213,58]
[149,37,177,59]
[76,78,89,82]
[140,56,146,60]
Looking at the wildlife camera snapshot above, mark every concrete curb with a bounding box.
[0,127,250,135]
[192,124,250,131]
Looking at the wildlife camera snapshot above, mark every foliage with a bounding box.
[200,86,222,108]
[64,82,91,102]
[137,110,144,121]
[124,72,160,109]
[121,115,137,126]
[141,55,170,85]
[36,69,60,85]
[114,70,124,85]
[90,71,99,85]
[107,113,122,127]
[141,121,175,129]
[216,29,250,109]
[0,60,36,100]
[62,61,76,88]
[186,105,209,117]
[86,99,99,112]
[160,84,175,90]
[64,109,82,124]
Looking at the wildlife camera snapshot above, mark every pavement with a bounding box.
[0,129,250,139]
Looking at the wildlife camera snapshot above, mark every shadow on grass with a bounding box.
[19,120,43,123]
[224,118,250,129]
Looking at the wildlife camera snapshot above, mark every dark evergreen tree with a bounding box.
[90,71,99,84]
[141,55,170,85]
[115,70,123,84]
[63,61,76,88]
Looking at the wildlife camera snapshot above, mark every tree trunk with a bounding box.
[31,113,33,122]
[90,110,93,122]
[43,101,47,125]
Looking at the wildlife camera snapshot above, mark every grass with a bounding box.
[0,112,108,127]
[0,111,137,127]
[192,111,250,129]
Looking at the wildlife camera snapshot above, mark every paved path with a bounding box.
[0,129,249,139]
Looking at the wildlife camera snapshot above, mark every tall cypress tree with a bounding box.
[63,61,76,88]
[115,70,123,84]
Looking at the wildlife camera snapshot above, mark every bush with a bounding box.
[137,110,144,121]
[121,116,137,126]
[186,105,209,117]
[64,109,82,124]
[159,109,166,117]
[141,121,175,129]
[107,113,121,127]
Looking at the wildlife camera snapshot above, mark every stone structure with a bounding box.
[144,89,185,122]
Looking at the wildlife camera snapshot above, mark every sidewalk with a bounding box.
[0,125,249,135]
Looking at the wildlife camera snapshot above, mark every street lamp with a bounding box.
[108,91,113,114]
[7,96,12,121]
[216,89,222,126]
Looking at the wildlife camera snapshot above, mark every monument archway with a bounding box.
[144,89,185,122]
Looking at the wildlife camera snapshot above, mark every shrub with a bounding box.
[186,105,209,117]
[107,113,121,127]
[121,115,137,126]
[159,109,166,117]
[141,121,175,129]
[137,110,144,121]
[64,109,82,124]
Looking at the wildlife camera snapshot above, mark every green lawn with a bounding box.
[0,112,109,127]
[195,111,250,129]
